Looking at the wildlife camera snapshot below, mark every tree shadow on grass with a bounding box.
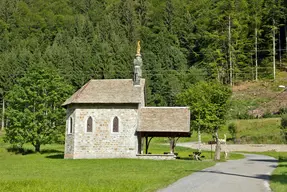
[45,153,64,159]
[276,156,287,167]
[279,156,287,161]
[6,147,63,155]
[271,174,287,185]
[177,157,192,160]
[6,147,34,155]
[40,149,63,154]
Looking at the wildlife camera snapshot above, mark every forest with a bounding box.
[1,0,287,114]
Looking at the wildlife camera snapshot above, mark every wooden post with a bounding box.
[145,136,148,154]
[141,137,144,154]
[137,135,142,154]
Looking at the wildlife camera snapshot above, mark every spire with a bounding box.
[133,40,142,85]
[136,40,141,57]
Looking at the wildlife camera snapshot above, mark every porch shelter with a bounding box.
[137,107,191,155]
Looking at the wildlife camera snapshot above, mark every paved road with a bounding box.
[158,154,278,192]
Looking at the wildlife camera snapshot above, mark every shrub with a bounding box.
[237,112,255,120]
[279,107,287,115]
[262,111,273,118]
[228,122,237,141]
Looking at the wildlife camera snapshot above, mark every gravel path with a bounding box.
[178,142,287,152]
[158,154,278,192]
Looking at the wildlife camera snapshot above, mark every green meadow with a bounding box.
[1,129,285,192]
[0,131,217,192]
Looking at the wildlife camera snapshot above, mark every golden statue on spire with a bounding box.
[136,40,141,56]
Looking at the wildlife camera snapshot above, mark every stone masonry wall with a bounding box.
[64,107,76,159]
[67,104,139,159]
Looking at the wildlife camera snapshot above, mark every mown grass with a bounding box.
[0,132,217,192]
[242,151,287,192]
[1,153,214,192]
[271,153,287,192]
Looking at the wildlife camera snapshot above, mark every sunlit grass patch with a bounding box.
[0,132,216,192]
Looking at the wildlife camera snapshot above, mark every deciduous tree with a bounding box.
[177,81,232,160]
[4,67,72,152]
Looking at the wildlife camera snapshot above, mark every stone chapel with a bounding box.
[62,42,191,159]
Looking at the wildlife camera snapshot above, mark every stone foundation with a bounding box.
[136,154,176,160]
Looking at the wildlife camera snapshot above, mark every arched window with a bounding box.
[113,116,119,132]
[69,117,73,134]
[87,116,93,132]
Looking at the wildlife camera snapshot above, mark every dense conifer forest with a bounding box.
[1,0,287,107]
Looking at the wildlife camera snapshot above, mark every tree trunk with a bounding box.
[285,25,287,58]
[214,131,221,161]
[273,19,276,80]
[279,30,282,67]
[34,142,41,153]
[1,97,4,130]
[1,97,4,129]
[198,127,201,152]
[229,15,232,86]
[255,27,258,81]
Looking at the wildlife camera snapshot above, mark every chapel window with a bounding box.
[87,116,93,132]
[69,117,73,134]
[113,116,119,132]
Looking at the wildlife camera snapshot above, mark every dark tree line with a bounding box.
[1,0,287,122]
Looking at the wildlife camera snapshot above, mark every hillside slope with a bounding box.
[230,72,287,118]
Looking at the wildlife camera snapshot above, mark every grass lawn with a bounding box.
[270,152,287,192]
[0,132,217,192]
[0,129,246,192]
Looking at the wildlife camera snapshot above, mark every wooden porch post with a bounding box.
[145,136,148,154]
[169,137,175,154]
[137,134,142,154]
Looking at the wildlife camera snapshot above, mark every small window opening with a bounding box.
[69,117,73,134]
[113,116,119,132]
[87,116,93,132]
